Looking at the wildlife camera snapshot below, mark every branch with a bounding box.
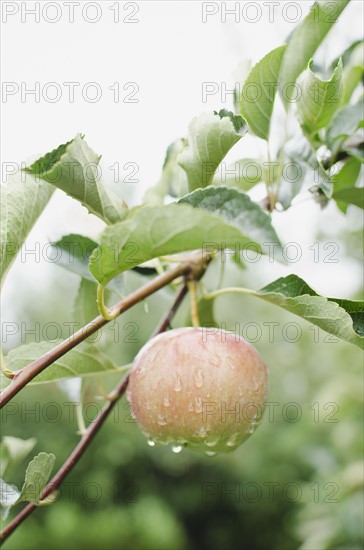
[0,283,190,545]
[1,251,210,408]
[152,284,189,336]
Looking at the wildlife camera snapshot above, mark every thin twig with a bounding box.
[0,261,194,408]
[0,283,190,545]
[152,283,189,336]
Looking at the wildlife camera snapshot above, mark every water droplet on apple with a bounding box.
[205,437,219,447]
[172,445,183,454]
[147,439,155,447]
[173,375,182,392]
[195,397,203,413]
[226,434,238,447]
[193,368,204,388]
[198,425,206,436]
[163,395,171,407]
[157,414,167,426]
[205,451,217,457]
[208,353,221,367]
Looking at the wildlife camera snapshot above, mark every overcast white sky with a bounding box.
[1,1,363,328]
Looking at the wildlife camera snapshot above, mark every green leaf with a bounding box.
[327,100,364,155]
[342,66,364,106]
[4,341,121,385]
[89,188,281,286]
[0,480,20,519]
[330,39,364,71]
[333,187,364,210]
[0,437,37,478]
[19,452,55,504]
[25,135,127,224]
[73,278,100,326]
[177,110,247,192]
[52,234,123,296]
[144,139,188,204]
[297,60,343,135]
[257,274,363,349]
[239,45,286,140]
[312,161,334,199]
[333,158,361,192]
[279,0,350,103]
[286,141,333,201]
[1,172,54,285]
[53,234,98,281]
[279,135,316,208]
[332,158,362,212]
[329,298,364,337]
[331,40,364,105]
[179,187,280,246]
[342,132,364,163]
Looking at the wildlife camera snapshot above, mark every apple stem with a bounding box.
[188,280,201,327]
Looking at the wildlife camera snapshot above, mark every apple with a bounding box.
[126,327,268,454]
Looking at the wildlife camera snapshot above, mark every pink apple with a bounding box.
[127,327,268,454]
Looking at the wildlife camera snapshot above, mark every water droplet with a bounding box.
[172,445,183,454]
[147,439,155,447]
[157,414,167,426]
[208,353,221,367]
[206,437,219,447]
[193,368,204,388]
[205,451,217,457]
[195,397,203,413]
[144,301,149,313]
[198,425,206,436]
[173,375,182,392]
[226,434,238,447]
[248,425,255,434]
[163,395,171,407]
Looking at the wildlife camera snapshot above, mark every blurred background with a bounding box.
[1,1,363,549]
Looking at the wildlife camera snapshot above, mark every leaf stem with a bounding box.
[0,283,191,545]
[97,284,117,320]
[75,401,87,436]
[204,287,256,300]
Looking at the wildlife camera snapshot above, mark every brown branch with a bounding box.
[0,253,210,409]
[0,283,190,545]
[152,284,189,336]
